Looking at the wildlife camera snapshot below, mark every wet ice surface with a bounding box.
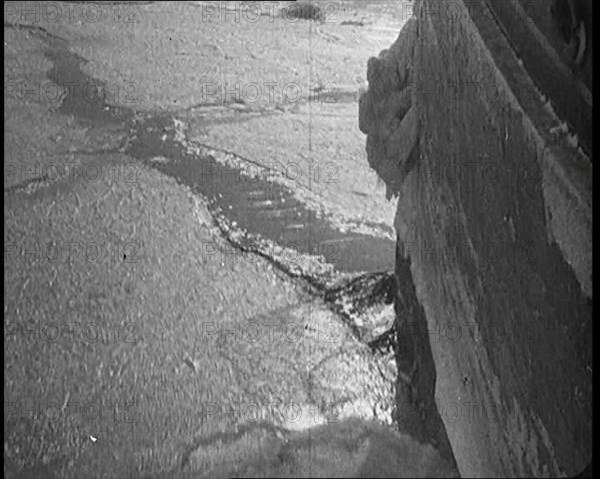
[39,23,396,288]
[35,19,397,346]
[125,114,399,345]
[127,114,396,284]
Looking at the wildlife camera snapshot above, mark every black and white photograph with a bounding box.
[4,0,592,477]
